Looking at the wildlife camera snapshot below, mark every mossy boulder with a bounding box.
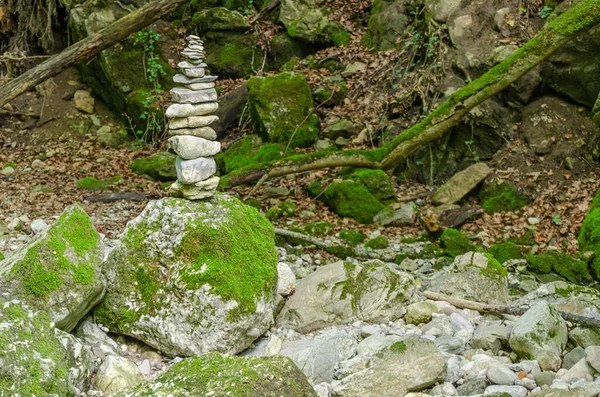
[270,33,314,69]
[247,72,319,148]
[279,0,349,45]
[339,230,365,245]
[215,135,283,174]
[579,188,600,280]
[304,221,334,236]
[69,4,175,135]
[277,260,416,332]
[77,175,122,190]
[192,7,250,31]
[323,181,384,224]
[525,251,592,284]
[365,236,389,250]
[479,181,529,214]
[440,228,476,257]
[120,352,316,396]
[0,300,78,396]
[95,195,278,357]
[488,242,522,264]
[345,168,395,201]
[363,0,410,50]
[0,204,105,331]
[130,152,177,181]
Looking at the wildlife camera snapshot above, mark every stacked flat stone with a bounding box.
[167,35,220,200]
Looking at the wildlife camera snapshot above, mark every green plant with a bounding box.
[238,0,254,15]
[464,140,480,162]
[539,6,553,19]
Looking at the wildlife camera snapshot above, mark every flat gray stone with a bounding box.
[186,82,216,91]
[487,364,517,385]
[563,346,586,369]
[178,61,207,69]
[484,385,527,397]
[170,87,217,104]
[165,102,218,118]
[169,115,219,130]
[432,162,491,205]
[183,67,206,78]
[169,177,219,200]
[173,74,219,85]
[168,135,221,159]
[585,345,600,372]
[175,156,217,184]
[169,127,217,140]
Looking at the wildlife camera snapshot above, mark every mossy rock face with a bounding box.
[365,236,389,250]
[339,230,365,245]
[363,0,410,50]
[247,72,319,148]
[77,175,122,190]
[0,204,105,332]
[323,181,385,224]
[440,228,476,258]
[479,181,529,214]
[130,152,177,181]
[203,31,265,79]
[488,242,522,264]
[94,195,278,357]
[215,135,283,174]
[69,5,175,134]
[579,188,600,280]
[526,251,592,284]
[192,7,250,31]
[279,0,349,46]
[345,168,395,201]
[0,301,75,396]
[304,221,334,236]
[270,33,314,69]
[120,352,316,396]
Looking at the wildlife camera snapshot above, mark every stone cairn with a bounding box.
[166,35,220,200]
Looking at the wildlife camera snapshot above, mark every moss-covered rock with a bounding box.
[77,175,122,190]
[579,188,600,280]
[270,33,314,69]
[0,204,105,332]
[247,72,319,148]
[339,230,365,245]
[304,221,334,236]
[120,352,316,396]
[488,242,522,264]
[215,135,283,174]
[363,0,410,50]
[266,206,283,220]
[192,7,250,31]
[365,236,390,250]
[307,180,325,198]
[345,168,395,201]
[479,181,529,213]
[0,300,76,396]
[130,152,177,181]
[279,0,349,46]
[94,195,278,357]
[440,228,476,257]
[280,201,297,217]
[526,251,592,284]
[323,181,384,224]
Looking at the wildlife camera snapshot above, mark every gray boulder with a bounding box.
[509,301,568,371]
[516,281,600,319]
[276,260,416,332]
[472,322,512,353]
[0,203,105,331]
[432,162,490,205]
[95,355,145,396]
[120,353,316,396]
[427,252,509,305]
[95,195,278,357]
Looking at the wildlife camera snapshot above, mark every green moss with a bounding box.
[191,7,249,31]
[390,341,407,354]
[9,204,100,298]
[326,22,350,46]
[130,152,177,181]
[526,251,592,283]
[0,251,4,261]
[266,207,283,220]
[345,168,395,201]
[124,352,316,396]
[246,72,319,148]
[307,180,325,198]
[243,198,261,210]
[525,253,553,274]
[481,253,509,278]
[488,242,522,264]
[339,230,365,245]
[215,135,284,174]
[303,222,334,236]
[579,188,600,280]
[280,201,297,217]
[509,230,536,246]
[479,181,529,213]
[365,236,389,250]
[323,181,384,224]
[204,32,264,79]
[77,175,122,190]
[440,228,476,257]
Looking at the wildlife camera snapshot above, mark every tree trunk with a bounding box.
[0,0,188,108]
[223,0,600,188]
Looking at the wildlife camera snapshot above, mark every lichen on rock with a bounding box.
[95,195,278,357]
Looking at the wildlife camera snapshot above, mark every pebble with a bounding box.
[30,219,48,234]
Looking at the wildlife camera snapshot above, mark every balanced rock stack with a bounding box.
[166,35,220,200]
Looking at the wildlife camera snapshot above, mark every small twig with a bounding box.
[244,173,269,200]
[0,110,40,118]
[39,95,46,120]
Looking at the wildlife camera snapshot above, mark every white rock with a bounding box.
[95,356,145,396]
[178,61,207,68]
[169,127,217,140]
[484,385,528,397]
[138,359,151,376]
[165,102,218,118]
[487,364,517,385]
[183,67,206,78]
[277,262,296,296]
[168,136,221,159]
[168,177,219,200]
[170,87,217,104]
[186,82,216,90]
[175,156,217,184]
[30,219,48,234]
[169,115,219,129]
[173,74,218,84]
[585,346,600,373]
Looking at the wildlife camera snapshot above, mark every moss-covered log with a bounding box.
[224,0,600,188]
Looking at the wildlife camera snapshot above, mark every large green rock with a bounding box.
[69,4,175,134]
[120,352,317,396]
[247,72,319,148]
[95,195,278,357]
[579,188,600,280]
[215,135,283,174]
[0,204,105,332]
[130,152,177,181]
[345,168,395,201]
[323,181,384,224]
[0,300,89,396]
[479,180,529,214]
[279,0,349,45]
[363,0,410,50]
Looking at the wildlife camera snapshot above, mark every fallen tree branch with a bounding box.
[0,0,188,108]
[250,0,281,23]
[422,291,600,328]
[223,0,600,187]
